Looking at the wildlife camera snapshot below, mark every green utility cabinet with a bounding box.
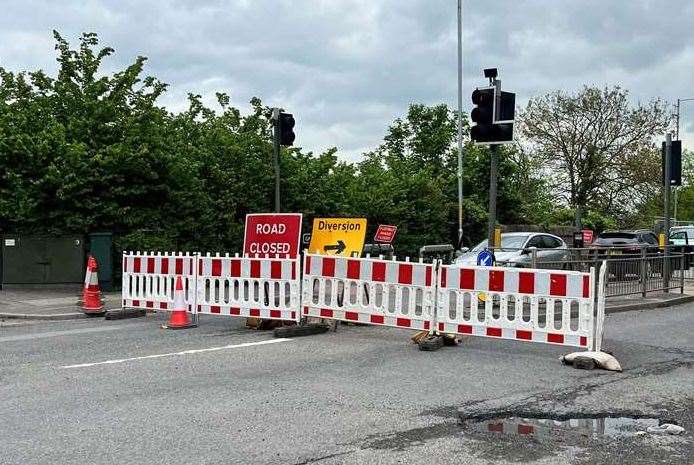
[88,232,113,291]
[1,235,86,288]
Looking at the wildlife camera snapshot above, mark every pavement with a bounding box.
[0,301,692,464]
[0,289,121,321]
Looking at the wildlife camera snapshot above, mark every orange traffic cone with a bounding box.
[163,275,196,329]
[82,255,104,315]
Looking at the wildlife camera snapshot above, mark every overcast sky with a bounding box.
[2,0,694,161]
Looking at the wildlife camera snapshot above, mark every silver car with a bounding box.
[453,232,569,269]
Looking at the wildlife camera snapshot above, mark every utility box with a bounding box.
[89,232,113,291]
[1,235,85,288]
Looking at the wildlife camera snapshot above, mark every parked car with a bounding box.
[669,226,694,246]
[454,232,569,269]
[591,230,661,279]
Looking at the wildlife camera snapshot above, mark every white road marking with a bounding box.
[61,338,292,369]
[0,322,146,342]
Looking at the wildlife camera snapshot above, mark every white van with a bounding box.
[670,226,694,246]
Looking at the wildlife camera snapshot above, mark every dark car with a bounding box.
[592,230,661,278]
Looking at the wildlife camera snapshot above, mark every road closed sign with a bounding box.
[308,218,367,256]
[244,213,302,258]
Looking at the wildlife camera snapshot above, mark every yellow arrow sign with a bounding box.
[308,218,367,256]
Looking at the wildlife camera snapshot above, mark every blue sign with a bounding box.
[477,249,494,266]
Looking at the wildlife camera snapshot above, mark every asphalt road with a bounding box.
[1,304,692,464]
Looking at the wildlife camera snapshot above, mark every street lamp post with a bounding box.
[456,0,464,249]
[674,98,694,222]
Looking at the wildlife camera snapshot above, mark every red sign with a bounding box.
[374,224,397,243]
[244,213,302,258]
[582,229,594,245]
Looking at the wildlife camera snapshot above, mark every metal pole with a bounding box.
[674,99,681,223]
[664,132,672,291]
[487,144,498,248]
[272,108,281,213]
[456,0,464,248]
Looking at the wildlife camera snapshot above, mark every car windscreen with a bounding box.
[471,235,529,252]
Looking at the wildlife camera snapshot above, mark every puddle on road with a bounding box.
[461,414,661,439]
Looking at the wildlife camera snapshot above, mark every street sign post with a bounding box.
[308,218,367,256]
[243,213,302,258]
[374,225,397,244]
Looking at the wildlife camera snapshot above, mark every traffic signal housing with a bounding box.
[663,140,682,186]
[279,112,296,146]
[470,87,515,144]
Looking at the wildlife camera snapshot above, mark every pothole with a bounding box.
[460,414,663,439]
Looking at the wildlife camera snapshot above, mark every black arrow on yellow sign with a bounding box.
[324,240,346,254]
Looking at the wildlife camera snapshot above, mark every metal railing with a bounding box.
[479,246,688,298]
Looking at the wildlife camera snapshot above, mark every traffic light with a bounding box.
[470,87,495,143]
[470,88,515,144]
[279,112,296,146]
[663,140,682,186]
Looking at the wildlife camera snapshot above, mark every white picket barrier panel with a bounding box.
[301,253,437,331]
[436,264,596,349]
[196,253,301,322]
[122,251,197,312]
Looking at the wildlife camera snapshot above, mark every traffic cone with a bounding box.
[163,275,196,329]
[82,255,104,315]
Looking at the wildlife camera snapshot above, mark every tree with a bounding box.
[519,86,670,228]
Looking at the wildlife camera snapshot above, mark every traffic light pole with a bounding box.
[487,144,498,249]
[272,108,281,213]
[456,0,464,249]
[663,132,672,291]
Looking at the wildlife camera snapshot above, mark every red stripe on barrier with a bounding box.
[176,258,183,275]
[487,327,502,337]
[250,261,261,278]
[440,268,447,288]
[345,311,359,321]
[271,261,282,279]
[212,259,222,277]
[583,275,590,298]
[303,306,309,315]
[133,257,141,273]
[292,262,296,280]
[322,257,335,277]
[146,301,154,308]
[291,311,296,320]
[305,256,312,274]
[398,264,413,285]
[580,336,587,347]
[147,258,155,274]
[370,314,384,324]
[426,267,432,286]
[372,262,386,282]
[460,269,475,289]
[211,306,221,314]
[231,260,240,277]
[547,333,564,344]
[424,321,430,330]
[270,310,281,319]
[250,308,260,317]
[347,259,360,279]
[159,302,168,310]
[489,270,504,292]
[396,318,411,328]
[160,258,169,274]
[550,274,567,296]
[488,422,503,433]
[230,307,240,315]
[518,424,534,435]
[320,308,333,318]
[518,272,535,294]
[133,300,140,306]
[198,258,203,275]
[516,330,532,340]
[457,324,473,334]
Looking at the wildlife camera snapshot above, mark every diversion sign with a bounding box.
[308,218,367,256]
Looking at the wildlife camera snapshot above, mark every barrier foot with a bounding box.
[418,335,444,351]
[274,323,329,338]
[105,308,147,320]
[561,351,622,372]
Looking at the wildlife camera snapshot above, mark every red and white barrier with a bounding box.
[122,252,197,312]
[437,264,596,349]
[301,253,436,331]
[196,253,300,322]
